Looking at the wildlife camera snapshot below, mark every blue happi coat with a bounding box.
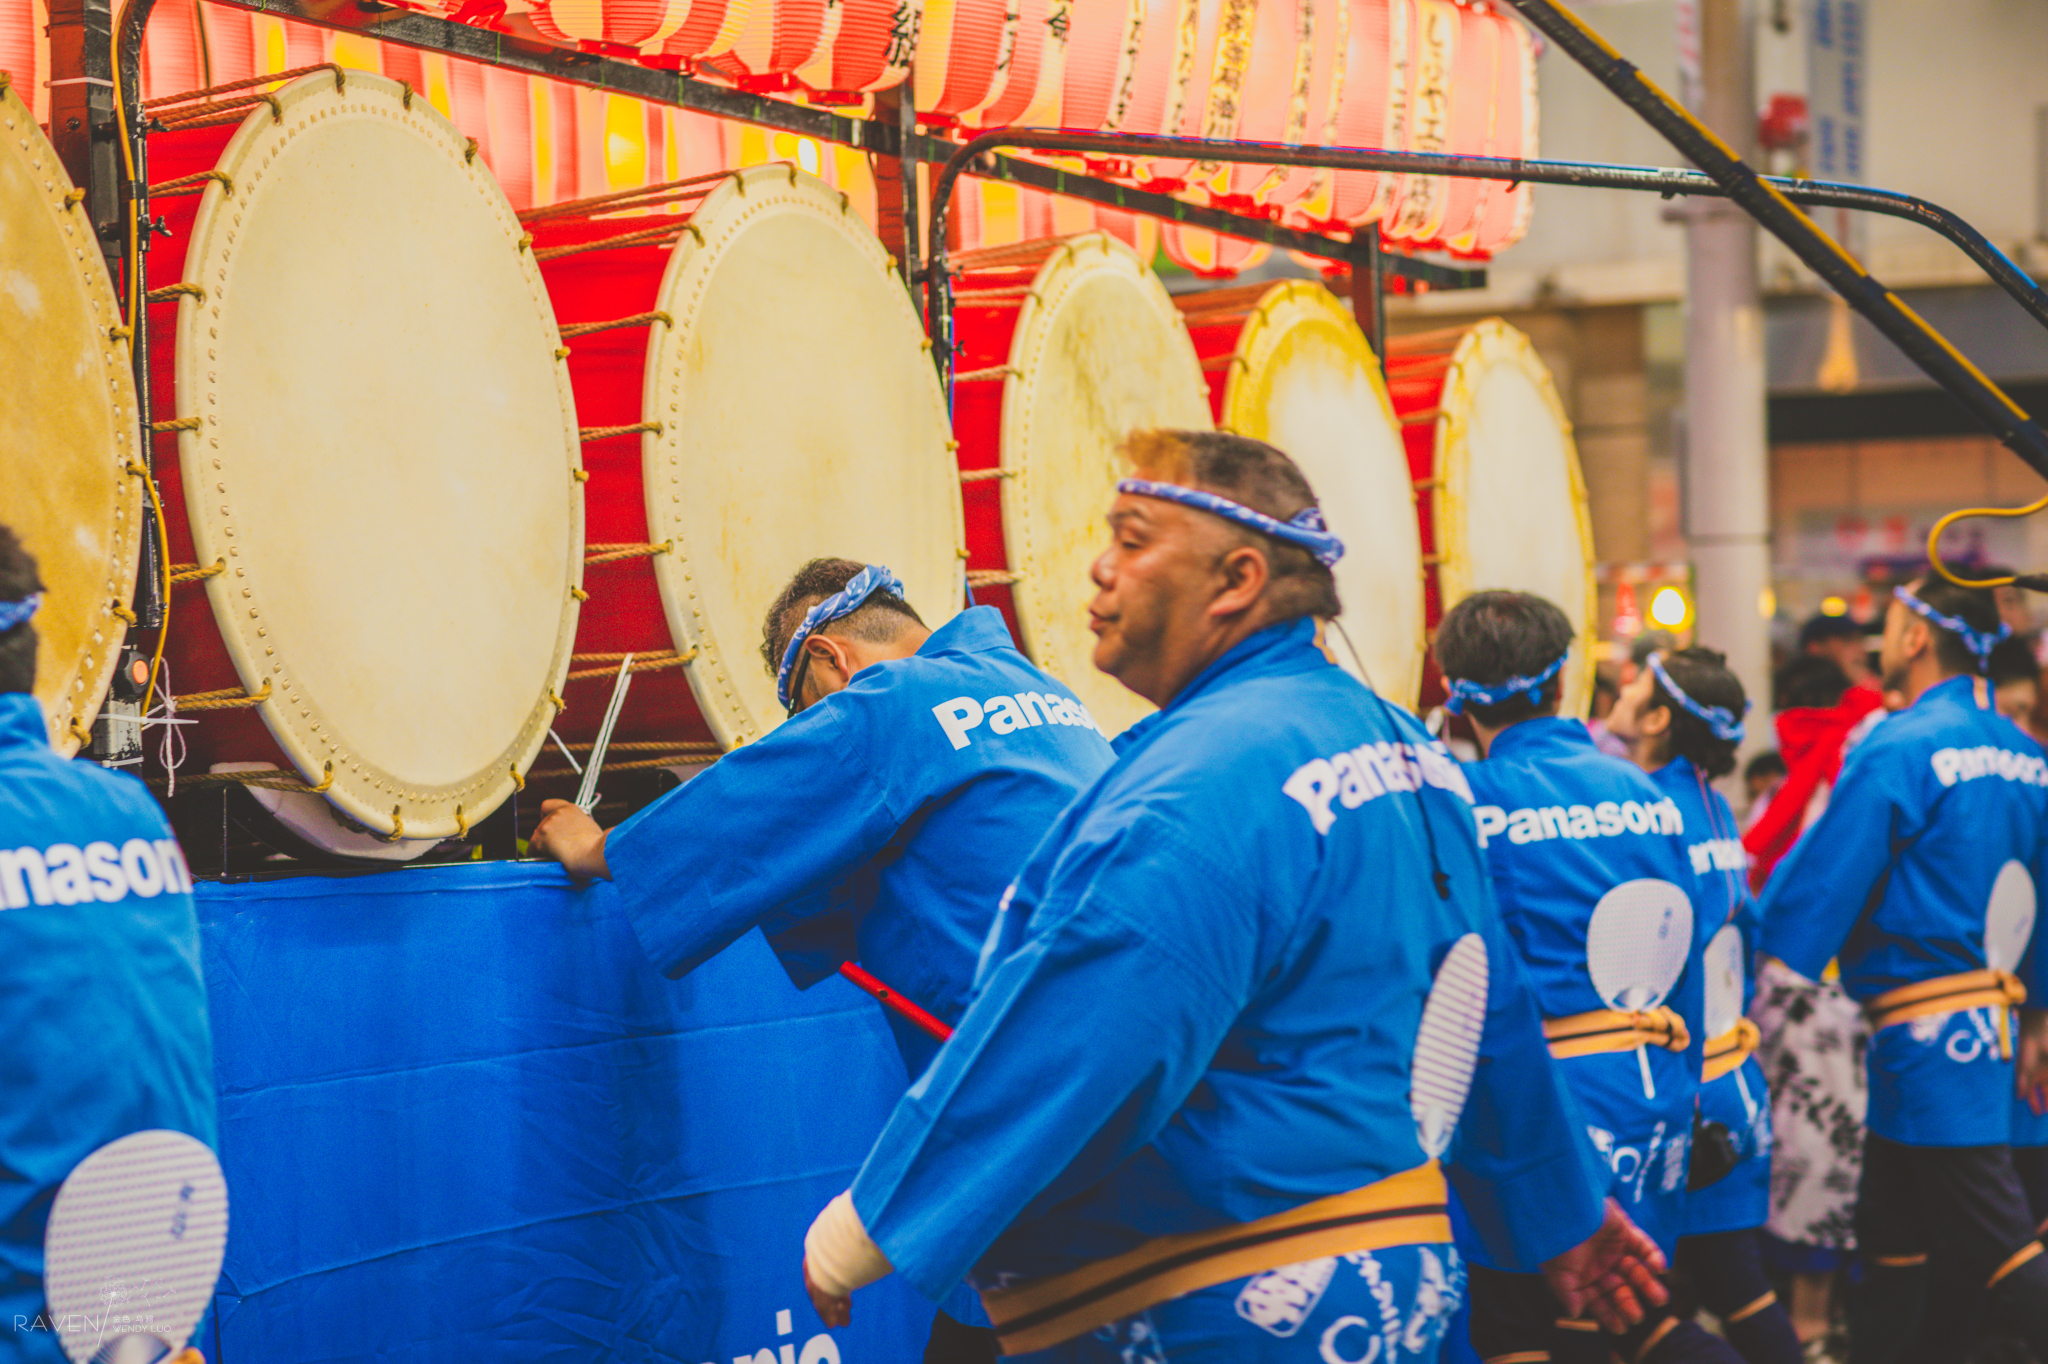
[846,618,1609,1306]
[1464,718,1705,1255]
[1760,675,2048,1147]
[0,693,217,1363]
[605,605,1115,1076]
[1652,756,1771,1236]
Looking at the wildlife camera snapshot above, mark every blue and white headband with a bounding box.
[0,592,41,634]
[1443,652,1567,717]
[1646,651,1747,743]
[776,565,906,713]
[1115,478,1346,568]
[1894,584,2010,665]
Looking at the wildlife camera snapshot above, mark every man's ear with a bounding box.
[1209,545,1270,620]
[1641,701,1672,739]
[806,632,854,683]
[1902,618,1932,663]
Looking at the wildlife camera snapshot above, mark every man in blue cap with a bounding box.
[796,431,1669,1361]
[530,555,1116,1361]
[1759,575,2048,1364]
[1434,591,1735,1364]
[0,524,217,1362]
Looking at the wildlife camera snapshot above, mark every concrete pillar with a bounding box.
[1684,0,1774,760]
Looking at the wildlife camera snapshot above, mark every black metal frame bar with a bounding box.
[103,0,2048,470]
[1502,0,2048,482]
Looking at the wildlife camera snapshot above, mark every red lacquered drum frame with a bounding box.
[948,232,1211,737]
[1384,319,1598,717]
[140,68,584,843]
[525,161,964,775]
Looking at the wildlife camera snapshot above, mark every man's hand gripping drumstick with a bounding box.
[530,802,611,880]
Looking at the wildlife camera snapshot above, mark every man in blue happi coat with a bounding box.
[0,525,217,1363]
[1606,646,1799,1364]
[1435,591,1738,1364]
[1758,576,2048,1364]
[797,430,1669,1362]
[530,555,1115,1360]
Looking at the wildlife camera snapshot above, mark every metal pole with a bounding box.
[1682,0,1772,762]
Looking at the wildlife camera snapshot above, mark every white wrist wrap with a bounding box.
[803,1190,893,1298]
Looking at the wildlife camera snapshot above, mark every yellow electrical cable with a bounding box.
[126,462,173,718]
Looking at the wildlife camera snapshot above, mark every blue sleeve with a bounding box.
[2029,820,2048,1005]
[1448,914,1607,1271]
[603,701,900,979]
[1757,739,1909,980]
[848,812,1255,1300]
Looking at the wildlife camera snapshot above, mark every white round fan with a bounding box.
[1587,879,1694,1100]
[1412,933,1490,1159]
[43,1130,228,1364]
[1986,860,2038,974]
[1702,922,1747,1042]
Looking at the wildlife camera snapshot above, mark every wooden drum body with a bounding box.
[1386,320,1597,716]
[1176,281,1426,709]
[527,164,962,766]
[0,78,143,753]
[950,233,1212,738]
[144,71,584,845]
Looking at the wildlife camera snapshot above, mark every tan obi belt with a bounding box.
[1866,969,2026,1059]
[1542,1006,1691,1061]
[1702,1018,1761,1083]
[980,1160,1450,1356]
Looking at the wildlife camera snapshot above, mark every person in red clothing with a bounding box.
[1741,649,1882,890]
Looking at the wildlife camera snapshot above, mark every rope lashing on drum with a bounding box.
[953,365,1020,384]
[149,169,232,198]
[572,469,590,482]
[172,678,272,712]
[146,63,346,111]
[109,603,137,625]
[62,188,85,209]
[559,311,673,339]
[1199,355,1251,373]
[454,806,467,839]
[68,717,94,746]
[168,560,226,586]
[153,760,339,796]
[570,587,589,601]
[108,325,131,341]
[967,570,1025,588]
[152,417,202,434]
[381,807,406,842]
[548,688,567,714]
[566,649,695,683]
[957,468,1014,482]
[151,94,283,131]
[532,222,703,263]
[1398,407,1445,427]
[517,168,735,225]
[464,138,480,164]
[396,81,415,110]
[952,287,1043,303]
[552,739,723,754]
[583,541,673,565]
[579,422,664,443]
[526,753,726,783]
[146,283,205,305]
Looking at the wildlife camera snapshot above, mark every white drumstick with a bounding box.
[1586,879,1694,1101]
[575,654,634,814]
[43,1130,228,1364]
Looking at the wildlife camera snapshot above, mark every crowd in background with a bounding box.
[1584,581,2048,1364]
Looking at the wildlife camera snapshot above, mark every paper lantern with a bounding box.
[529,0,690,53]
[1093,202,1159,262]
[1379,0,1455,246]
[802,0,921,98]
[1463,9,1535,257]
[704,0,842,88]
[1060,0,1144,131]
[1201,0,1313,210]
[1298,0,1397,231]
[140,0,205,101]
[1160,221,1269,277]
[914,0,1021,122]
[1100,0,1196,140]
[650,0,753,66]
[1266,0,1344,212]
[964,0,1067,127]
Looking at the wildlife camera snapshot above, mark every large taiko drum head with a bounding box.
[954,232,1211,737]
[0,80,142,754]
[1176,281,1425,709]
[638,166,963,743]
[154,72,582,840]
[1389,319,1597,717]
